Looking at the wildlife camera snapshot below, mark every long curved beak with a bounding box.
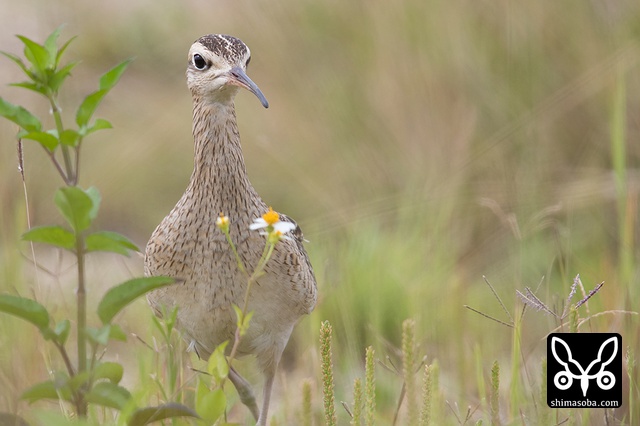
[229,66,269,108]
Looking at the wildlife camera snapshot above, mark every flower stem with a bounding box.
[226,240,275,371]
[223,229,247,275]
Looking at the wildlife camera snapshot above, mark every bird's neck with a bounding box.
[187,99,256,210]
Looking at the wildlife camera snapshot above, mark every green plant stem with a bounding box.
[75,232,87,416]
[74,145,82,187]
[223,230,247,275]
[226,241,275,369]
[48,96,75,185]
[54,339,83,414]
[47,151,69,183]
[242,242,274,315]
[54,341,76,377]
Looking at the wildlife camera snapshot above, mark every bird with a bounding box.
[144,34,317,425]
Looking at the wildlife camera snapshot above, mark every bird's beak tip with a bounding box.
[230,66,269,109]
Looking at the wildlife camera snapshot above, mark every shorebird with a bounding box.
[144,34,317,425]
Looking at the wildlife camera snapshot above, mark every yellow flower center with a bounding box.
[262,207,279,226]
[215,212,230,229]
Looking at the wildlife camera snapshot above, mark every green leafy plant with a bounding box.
[188,211,297,425]
[0,27,195,424]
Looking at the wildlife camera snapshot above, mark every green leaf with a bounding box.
[21,380,58,402]
[21,378,72,403]
[1,51,32,76]
[43,26,64,69]
[84,118,112,135]
[9,81,45,96]
[85,382,131,410]
[94,361,124,384]
[33,411,92,426]
[0,98,42,132]
[97,276,174,324]
[59,129,80,147]
[86,323,127,344]
[54,186,95,233]
[86,325,112,346]
[53,319,71,345]
[67,371,91,392]
[17,35,50,75]
[206,341,229,383]
[128,403,200,426]
[99,59,132,91]
[0,295,50,330]
[21,131,59,151]
[0,413,30,426]
[197,388,226,423]
[86,231,139,255]
[85,186,101,222]
[56,36,77,68]
[50,61,79,94]
[233,305,254,337]
[22,225,75,250]
[109,323,128,341]
[76,90,107,127]
[74,60,131,128]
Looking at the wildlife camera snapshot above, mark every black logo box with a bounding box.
[547,333,622,408]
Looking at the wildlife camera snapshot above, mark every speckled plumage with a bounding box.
[144,34,317,425]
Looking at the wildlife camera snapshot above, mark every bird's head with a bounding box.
[186,34,269,108]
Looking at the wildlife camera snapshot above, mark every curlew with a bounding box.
[144,34,317,425]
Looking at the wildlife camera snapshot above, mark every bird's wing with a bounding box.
[278,212,305,243]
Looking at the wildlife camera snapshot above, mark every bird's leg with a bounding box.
[256,363,277,426]
[229,367,260,421]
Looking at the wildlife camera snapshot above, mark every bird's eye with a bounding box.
[193,54,207,70]
[245,56,251,68]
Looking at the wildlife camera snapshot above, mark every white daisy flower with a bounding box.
[250,207,296,242]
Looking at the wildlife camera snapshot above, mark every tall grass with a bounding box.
[0,0,639,424]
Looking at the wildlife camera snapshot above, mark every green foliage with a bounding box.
[0,295,50,331]
[54,186,97,233]
[232,304,254,338]
[97,277,174,324]
[22,225,75,250]
[128,403,200,426]
[195,379,226,424]
[21,378,72,404]
[0,27,188,424]
[206,341,230,386]
[0,98,41,133]
[85,231,139,255]
[74,59,132,133]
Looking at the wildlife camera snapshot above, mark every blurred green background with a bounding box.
[1,0,639,424]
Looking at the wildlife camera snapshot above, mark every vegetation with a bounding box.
[1,1,639,425]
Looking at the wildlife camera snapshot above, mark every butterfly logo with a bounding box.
[551,336,617,397]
